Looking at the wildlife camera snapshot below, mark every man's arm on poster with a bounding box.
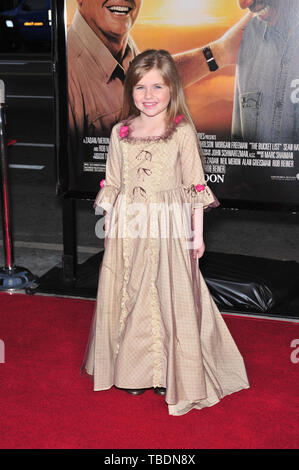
[173,12,253,88]
[231,65,243,141]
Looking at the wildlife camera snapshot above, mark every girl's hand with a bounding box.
[193,240,205,260]
[104,211,109,249]
[191,206,204,259]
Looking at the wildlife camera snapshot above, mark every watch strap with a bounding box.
[203,46,219,72]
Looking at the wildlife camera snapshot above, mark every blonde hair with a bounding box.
[121,49,196,132]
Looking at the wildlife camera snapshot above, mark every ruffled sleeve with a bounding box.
[180,123,220,211]
[93,124,122,214]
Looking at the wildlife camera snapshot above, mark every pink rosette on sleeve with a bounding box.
[195,184,205,193]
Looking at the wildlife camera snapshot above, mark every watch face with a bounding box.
[204,47,213,60]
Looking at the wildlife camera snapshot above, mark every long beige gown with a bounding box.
[82,119,250,416]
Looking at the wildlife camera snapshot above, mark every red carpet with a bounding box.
[0,291,298,449]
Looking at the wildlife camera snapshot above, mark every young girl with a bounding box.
[82,49,249,416]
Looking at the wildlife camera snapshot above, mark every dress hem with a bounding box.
[82,368,250,417]
[167,384,250,416]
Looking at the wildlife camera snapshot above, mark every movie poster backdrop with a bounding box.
[61,0,299,207]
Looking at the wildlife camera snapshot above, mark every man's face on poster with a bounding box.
[78,0,142,39]
[238,0,280,25]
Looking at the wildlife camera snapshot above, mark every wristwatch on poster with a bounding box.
[203,46,219,72]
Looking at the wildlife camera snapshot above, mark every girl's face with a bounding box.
[132,68,171,120]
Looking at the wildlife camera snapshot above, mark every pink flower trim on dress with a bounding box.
[195,184,205,193]
[119,125,129,138]
[100,179,105,188]
[174,114,183,124]
[119,114,184,143]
